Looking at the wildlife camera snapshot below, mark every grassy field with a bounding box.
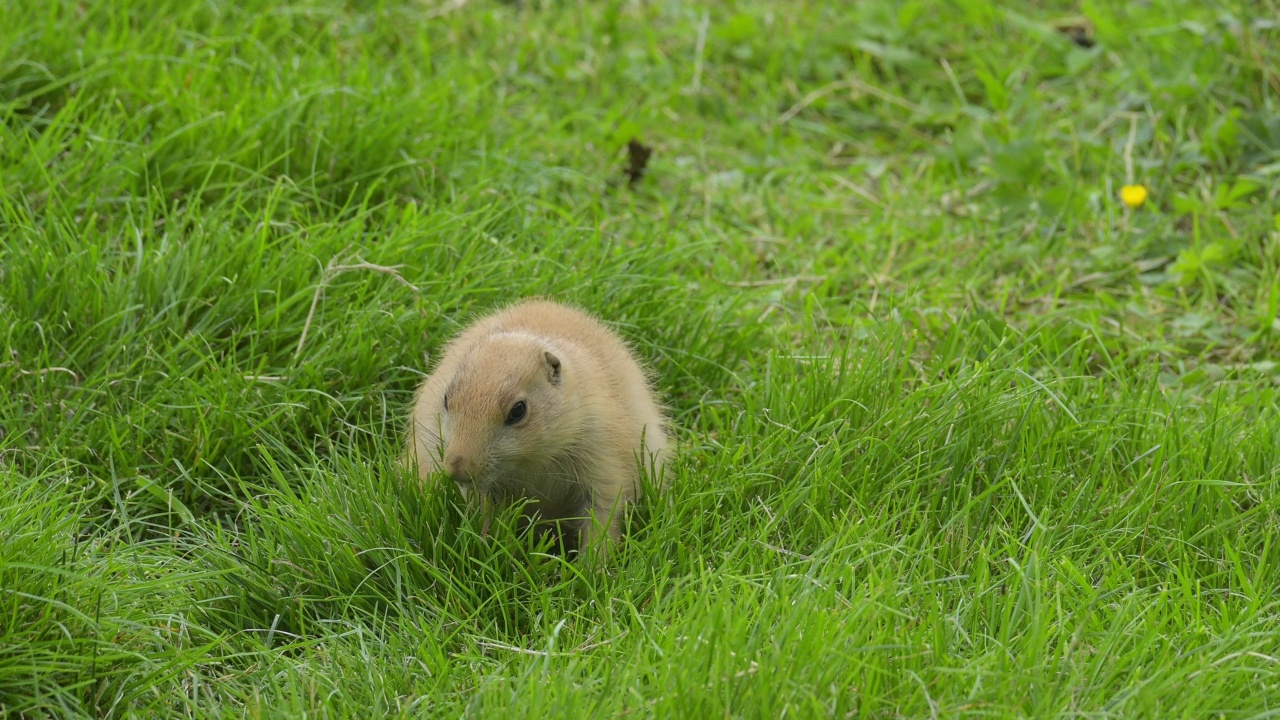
[3,0,1280,716]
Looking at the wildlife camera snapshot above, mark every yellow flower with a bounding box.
[1120,184,1148,209]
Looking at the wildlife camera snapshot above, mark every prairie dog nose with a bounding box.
[445,454,477,484]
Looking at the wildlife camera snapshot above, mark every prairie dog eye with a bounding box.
[443,394,449,411]
[505,400,527,426]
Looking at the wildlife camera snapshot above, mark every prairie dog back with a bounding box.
[404,299,669,560]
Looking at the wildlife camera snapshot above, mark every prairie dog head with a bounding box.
[439,332,577,492]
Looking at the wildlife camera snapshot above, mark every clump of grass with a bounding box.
[0,469,224,716]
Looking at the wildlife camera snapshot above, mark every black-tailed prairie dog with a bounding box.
[404,299,670,561]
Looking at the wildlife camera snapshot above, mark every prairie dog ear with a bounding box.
[544,351,562,385]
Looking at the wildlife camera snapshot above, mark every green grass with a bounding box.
[3,0,1279,716]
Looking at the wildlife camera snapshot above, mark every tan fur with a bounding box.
[403,299,670,563]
